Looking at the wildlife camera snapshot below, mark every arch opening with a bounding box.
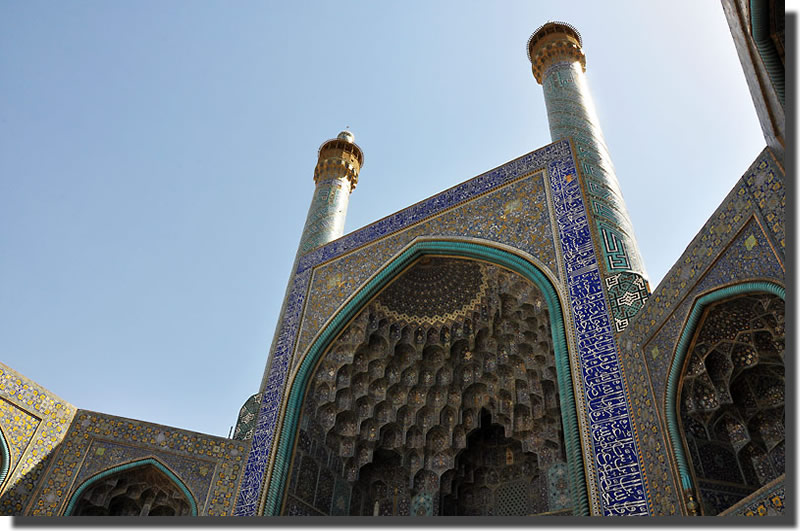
[275,245,586,516]
[676,290,784,515]
[65,459,197,516]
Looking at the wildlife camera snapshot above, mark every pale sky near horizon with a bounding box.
[1,2,775,437]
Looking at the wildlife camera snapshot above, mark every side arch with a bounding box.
[263,239,589,516]
[63,457,199,516]
[664,281,785,497]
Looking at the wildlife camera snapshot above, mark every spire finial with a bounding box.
[527,21,586,84]
[337,128,355,143]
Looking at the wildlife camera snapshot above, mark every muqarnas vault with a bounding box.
[0,6,786,518]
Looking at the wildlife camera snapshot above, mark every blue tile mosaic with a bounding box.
[295,143,567,274]
[547,152,649,515]
[234,268,311,515]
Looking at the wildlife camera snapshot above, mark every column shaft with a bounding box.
[297,176,353,255]
[541,60,645,279]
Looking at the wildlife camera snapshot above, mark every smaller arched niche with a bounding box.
[66,459,197,516]
[678,291,784,515]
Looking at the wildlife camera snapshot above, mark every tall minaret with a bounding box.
[297,130,364,255]
[254,130,363,394]
[528,22,649,333]
[234,132,364,513]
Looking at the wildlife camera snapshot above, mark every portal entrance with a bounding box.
[281,256,574,516]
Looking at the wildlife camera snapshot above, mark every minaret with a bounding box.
[296,130,364,255]
[528,24,651,515]
[254,130,363,394]
[528,22,649,333]
[235,131,364,513]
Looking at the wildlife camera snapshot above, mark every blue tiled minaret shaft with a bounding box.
[529,23,650,333]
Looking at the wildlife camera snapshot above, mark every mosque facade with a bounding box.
[0,4,785,518]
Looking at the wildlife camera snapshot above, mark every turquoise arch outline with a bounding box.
[0,427,9,491]
[263,239,590,516]
[63,457,199,516]
[665,280,785,493]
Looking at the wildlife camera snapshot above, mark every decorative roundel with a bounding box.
[375,257,487,325]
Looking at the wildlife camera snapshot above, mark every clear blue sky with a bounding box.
[1,1,770,437]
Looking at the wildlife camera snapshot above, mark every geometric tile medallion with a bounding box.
[605,272,650,333]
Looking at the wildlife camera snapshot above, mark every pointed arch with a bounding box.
[665,281,785,498]
[263,239,589,515]
[63,457,198,516]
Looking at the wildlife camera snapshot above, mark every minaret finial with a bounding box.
[527,21,586,84]
[337,129,355,143]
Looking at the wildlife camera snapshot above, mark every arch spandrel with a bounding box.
[291,168,561,370]
[265,241,587,516]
